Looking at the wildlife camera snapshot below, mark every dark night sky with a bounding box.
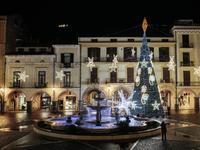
[1,0,200,43]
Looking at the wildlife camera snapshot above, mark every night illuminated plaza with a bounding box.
[1,1,200,149]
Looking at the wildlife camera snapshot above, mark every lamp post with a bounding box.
[0,89,4,114]
[52,88,57,113]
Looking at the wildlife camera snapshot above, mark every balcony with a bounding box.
[9,82,25,88]
[180,61,194,66]
[60,63,74,68]
[106,78,134,84]
[34,82,48,88]
[84,57,170,63]
[177,82,200,86]
[160,78,173,83]
[180,43,193,48]
[59,82,74,88]
[87,78,99,84]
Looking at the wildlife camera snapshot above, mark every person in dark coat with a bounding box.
[161,121,167,140]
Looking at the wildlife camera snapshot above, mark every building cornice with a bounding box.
[52,45,79,48]
[5,55,56,58]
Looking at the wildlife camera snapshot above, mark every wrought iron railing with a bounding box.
[9,82,25,88]
[87,78,100,84]
[160,78,173,83]
[34,82,48,88]
[60,63,74,68]
[59,82,74,88]
[180,43,193,48]
[106,78,134,84]
[180,61,194,66]
[177,82,200,86]
[84,57,170,63]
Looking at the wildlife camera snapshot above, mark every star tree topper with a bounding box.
[55,70,65,80]
[87,57,95,71]
[194,66,200,76]
[18,71,29,82]
[152,100,160,110]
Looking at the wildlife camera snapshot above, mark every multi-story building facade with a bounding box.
[171,20,200,109]
[2,19,200,113]
[79,34,176,110]
[4,45,81,113]
[0,14,28,113]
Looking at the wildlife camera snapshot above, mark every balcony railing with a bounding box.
[180,61,194,66]
[34,82,48,88]
[87,78,100,84]
[9,82,25,88]
[59,82,74,88]
[106,78,134,84]
[60,63,74,68]
[160,78,173,83]
[84,57,169,63]
[177,82,200,86]
[180,43,193,48]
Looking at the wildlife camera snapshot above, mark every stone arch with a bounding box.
[82,87,108,100]
[56,89,79,101]
[112,86,132,96]
[30,90,52,101]
[5,90,28,111]
[159,85,175,97]
[177,89,197,97]
[5,90,28,101]
[198,92,200,97]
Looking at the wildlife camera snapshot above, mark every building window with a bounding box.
[147,39,150,42]
[124,47,137,62]
[61,53,74,68]
[91,39,98,42]
[159,47,169,62]
[182,35,189,47]
[162,39,168,42]
[88,48,100,62]
[63,72,70,87]
[183,71,190,86]
[149,47,154,60]
[13,71,20,87]
[107,47,117,62]
[110,69,117,83]
[38,71,46,87]
[40,48,46,53]
[18,48,24,53]
[29,48,35,53]
[183,52,190,66]
[40,60,45,63]
[110,39,117,42]
[91,68,98,83]
[127,68,134,83]
[128,39,134,42]
[65,96,76,109]
[163,68,170,83]
[15,60,20,63]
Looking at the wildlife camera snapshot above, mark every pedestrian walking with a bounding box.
[161,121,167,141]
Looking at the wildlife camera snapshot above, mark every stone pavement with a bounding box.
[0,110,200,149]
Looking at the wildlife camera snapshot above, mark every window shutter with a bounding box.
[70,53,74,63]
[61,53,64,63]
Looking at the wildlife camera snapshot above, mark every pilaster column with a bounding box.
[194,97,199,109]
[27,101,32,113]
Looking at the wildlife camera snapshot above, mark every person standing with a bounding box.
[161,121,167,141]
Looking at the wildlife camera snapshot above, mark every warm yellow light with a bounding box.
[1,89,3,92]
[53,88,55,91]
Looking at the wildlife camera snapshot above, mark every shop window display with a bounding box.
[179,93,190,107]
[65,96,76,109]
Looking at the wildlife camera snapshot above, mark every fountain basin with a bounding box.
[87,105,111,111]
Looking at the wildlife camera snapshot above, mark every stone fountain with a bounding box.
[86,91,111,126]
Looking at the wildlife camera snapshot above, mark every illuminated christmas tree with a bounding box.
[130,18,164,117]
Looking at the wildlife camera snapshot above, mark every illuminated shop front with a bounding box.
[65,96,76,109]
